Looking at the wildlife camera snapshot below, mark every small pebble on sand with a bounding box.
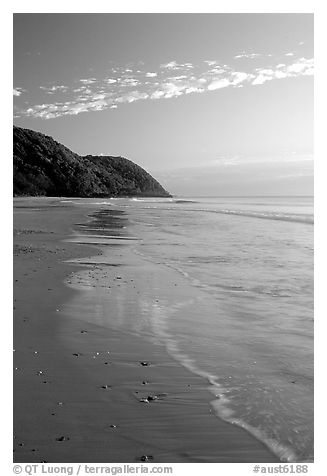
[140,455,153,462]
[139,397,150,403]
[56,436,70,442]
[147,395,158,401]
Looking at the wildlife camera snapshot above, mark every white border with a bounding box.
[4,3,323,474]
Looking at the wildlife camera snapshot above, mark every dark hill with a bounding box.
[13,126,171,198]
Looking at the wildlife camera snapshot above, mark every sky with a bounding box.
[13,13,314,196]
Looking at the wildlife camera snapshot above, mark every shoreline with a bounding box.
[13,197,279,463]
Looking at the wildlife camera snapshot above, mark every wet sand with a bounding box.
[13,197,279,463]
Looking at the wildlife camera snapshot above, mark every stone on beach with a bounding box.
[140,455,153,462]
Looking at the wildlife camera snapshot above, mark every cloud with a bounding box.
[151,90,165,100]
[210,156,240,167]
[286,58,313,75]
[231,71,252,85]
[160,61,194,71]
[209,153,313,168]
[160,61,179,70]
[251,58,313,85]
[206,66,228,76]
[118,91,149,104]
[274,70,288,79]
[252,75,269,85]
[252,69,275,85]
[185,86,204,94]
[207,78,231,90]
[121,78,139,87]
[40,85,69,93]
[13,87,26,96]
[234,53,262,59]
[161,82,185,98]
[168,75,188,81]
[15,55,313,119]
[80,78,97,84]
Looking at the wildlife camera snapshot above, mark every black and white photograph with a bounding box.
[12,5,314,470]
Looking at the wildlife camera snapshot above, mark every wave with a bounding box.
[210,391,298,462]
[59,200,114,206]
[214,209,313,224]
[147,296,297,462]
[123,200,313,224]
[174,199,199,204]
[170,207,313,224]
[130,198,200,205]
[174,349,298,461]
[130,197,174,203]
[203,208,311,224]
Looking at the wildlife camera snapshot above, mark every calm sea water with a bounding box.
[67,196,314,462]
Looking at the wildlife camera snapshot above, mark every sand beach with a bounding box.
[13,197,280,463]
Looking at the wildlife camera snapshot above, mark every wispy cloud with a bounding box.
[13,87,26,97]
[234,53,263,59]
[160,61,194,71]
[207,78,232,91]
[204,60,219,66]
[40,85,69,94]
[209,153,313,168]
[14,54,314,120]
[251,58,313,85]
[80,78,97,84]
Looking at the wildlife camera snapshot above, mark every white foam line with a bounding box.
[72,234,139,240]
[165,333,298,462]
[134,249,300,462]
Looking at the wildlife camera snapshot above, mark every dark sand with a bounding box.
[13,197,279,463]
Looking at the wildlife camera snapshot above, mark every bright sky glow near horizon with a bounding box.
[13,13,314,196]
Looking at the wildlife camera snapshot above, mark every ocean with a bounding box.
[64,195,314,462]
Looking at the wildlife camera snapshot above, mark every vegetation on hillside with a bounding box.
[13,126,171,197]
